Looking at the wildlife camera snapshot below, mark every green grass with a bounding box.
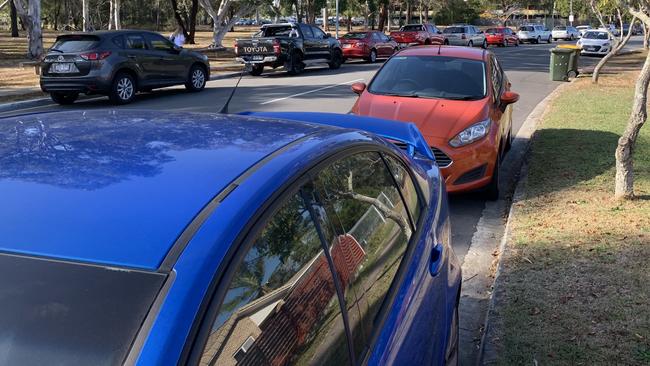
[495,71,650,365]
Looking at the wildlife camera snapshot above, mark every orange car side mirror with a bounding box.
[500,91,520,105]
[351,82,367,95]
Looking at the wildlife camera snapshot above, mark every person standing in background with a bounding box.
[169,27,185,47]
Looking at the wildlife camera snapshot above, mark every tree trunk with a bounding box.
[171,0,188,36]
[13,0,43,59]
[423,4,428,23]
[109,0,114,29]
[378,3,387,32]
[82,0,89,31]
[113,0,121,30]
[615,48,650,199]
[187,0,198,44]
[592,18,637,84]
[10,0,18,37]
[644,23,649,49]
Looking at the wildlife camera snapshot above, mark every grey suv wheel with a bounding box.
[109,72,136,105]
[185,65,206,92]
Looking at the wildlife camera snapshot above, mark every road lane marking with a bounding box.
[260,78,364,105]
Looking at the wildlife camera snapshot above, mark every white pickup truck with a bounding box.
[517,24,552,44]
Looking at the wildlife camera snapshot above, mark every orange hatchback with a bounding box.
[350,46,519,199]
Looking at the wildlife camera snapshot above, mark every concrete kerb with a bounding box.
[458,81,573,366]
[0,70,243,114]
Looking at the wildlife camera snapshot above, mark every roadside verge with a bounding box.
[480,70,650,365]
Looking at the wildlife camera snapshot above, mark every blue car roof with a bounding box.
[0,110,325,270]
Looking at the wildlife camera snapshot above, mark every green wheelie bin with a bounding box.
[549,47,573,81]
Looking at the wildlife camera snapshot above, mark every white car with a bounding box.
[517,24,552,44]
[576,25,592,37]
[577,30,612,56]
[442,24,487,48]
[552,26,580,41]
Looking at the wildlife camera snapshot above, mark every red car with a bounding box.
[350,46,519,199]
[390,24,446,47]
[485,27,519,47]
[339,31,398,63]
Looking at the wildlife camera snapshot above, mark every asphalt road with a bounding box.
[1,37,643,263]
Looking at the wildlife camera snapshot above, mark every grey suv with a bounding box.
[40,30,210,105]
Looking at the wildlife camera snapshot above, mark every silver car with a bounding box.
[442,25,487,48]
[552,26,580,41]
[517,25,552,44]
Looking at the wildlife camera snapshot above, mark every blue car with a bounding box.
[0,110,461,365]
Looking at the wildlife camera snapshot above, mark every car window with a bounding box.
[112,35,125,48]
[368,55,487,100]
[300,24,314,38]
[144,33,175,51]
[383,155,421,224]
[51,35,100,52]
[314,152,413,361]
[261,25,297,37]
[519,26,534,32]
[401,25,423,32]
[372,32,383,41]
[311,26,326,39]
[342,32,367,40]
[198,189,352,366]
[490,55,503,101]
[443,26,464,34]
[583,31,609,40]
[125,34,146,49]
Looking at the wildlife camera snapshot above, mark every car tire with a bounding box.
[484,157,500,201]
[482,39,488,49]
[50,92,79,105]
[536,36,541,44]
[547,35,552,43]
[249,64,264,76]
[328,49,343,69]
[502,38,507,47]
[445,306,460,366]
[444,39,449,45]
[285,51,304,75]
[185,64,207,92]
[368,49,377,63]
[109,72,136,105]
[468,40,473,47]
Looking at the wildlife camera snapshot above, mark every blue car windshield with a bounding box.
[368,55,487,100]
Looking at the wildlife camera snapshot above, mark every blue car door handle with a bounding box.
[430,244,444,276]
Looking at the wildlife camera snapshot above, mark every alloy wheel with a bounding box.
[117,77,134,101]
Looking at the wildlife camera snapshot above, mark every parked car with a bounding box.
[390,23,445,47]
[339,31,398,62]
[442,25,487,48]
[0,109,461,366]
[485,27,519,47]
[576,25,592,37]
[552,25,580,40]
[577,30,612,56]
[350,46,519,199]
[517,24,552,43]
[39,30,210,105]
[235,23,343,76]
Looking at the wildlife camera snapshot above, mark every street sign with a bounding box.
[569,14,574,22]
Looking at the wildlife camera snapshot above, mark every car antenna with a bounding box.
[219,69,245,114]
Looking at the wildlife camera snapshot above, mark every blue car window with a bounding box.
[199,190,352,366]
[383,154,422,225]
[314,152,413,361]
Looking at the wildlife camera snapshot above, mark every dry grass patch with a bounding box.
[496,71,650,365]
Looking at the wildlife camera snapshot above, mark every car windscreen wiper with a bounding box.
[443,95,483,101]
[49,48,64,53]
[376,92,420,98]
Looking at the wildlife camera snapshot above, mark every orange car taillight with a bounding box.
[80,51,111,60]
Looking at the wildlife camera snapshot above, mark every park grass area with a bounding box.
[494,70,650,365]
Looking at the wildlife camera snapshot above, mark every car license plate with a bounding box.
[51,62,78,73]
[342,44,352,48]
[251,55,264,61]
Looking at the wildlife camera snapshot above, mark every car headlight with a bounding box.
[449,119,491,147]
[603,42,610,47]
